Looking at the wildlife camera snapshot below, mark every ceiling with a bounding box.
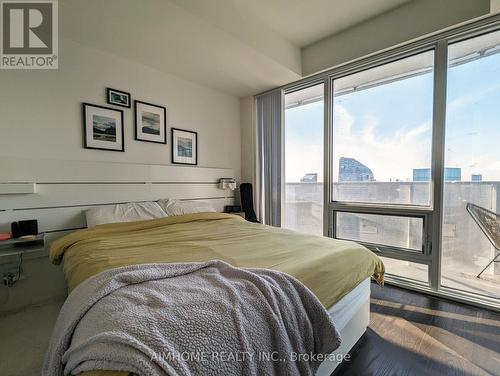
[60,0,412,97]
[231,0,411,47]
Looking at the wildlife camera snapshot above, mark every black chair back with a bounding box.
[240,183,258,222]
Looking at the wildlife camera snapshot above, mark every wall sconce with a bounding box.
[218,178,236,190]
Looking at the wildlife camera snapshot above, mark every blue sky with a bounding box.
[285,50,500,183]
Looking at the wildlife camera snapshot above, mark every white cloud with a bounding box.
[285,104,432,182]
[285,141,323,182]
[447,83,500,115]
[445,83,500,181]
[285,90,500,183]
[332,105,432,181]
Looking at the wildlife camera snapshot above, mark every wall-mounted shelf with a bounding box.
[0,233,46,263]
[0,233,45,249]
[0,183,37,195]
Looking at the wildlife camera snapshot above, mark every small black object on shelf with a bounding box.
[11,219,38,239]
[224,205,241,213]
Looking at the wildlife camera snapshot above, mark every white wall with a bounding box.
[492,0,500,13]
[0,37,241,173]
[301,0,491,75]
[0,37,241,314]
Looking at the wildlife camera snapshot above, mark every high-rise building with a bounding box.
[339,157,374,182]
[413,168,461,182]
[300,173,318,182]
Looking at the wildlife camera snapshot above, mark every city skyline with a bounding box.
[296,156,482,183]
[285,49,500,184]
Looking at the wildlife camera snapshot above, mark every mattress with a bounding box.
[51,212,384,308]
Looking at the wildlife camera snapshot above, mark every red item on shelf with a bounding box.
[0,233,12,241]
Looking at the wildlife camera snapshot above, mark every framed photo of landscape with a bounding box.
[134,100,167,144]
[82,103,124,152]
[171,128,197,165]
[106,88,131,108]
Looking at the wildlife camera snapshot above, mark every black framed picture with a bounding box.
[106,88,131,108]
[82,103,124,152]
[171,128,198,165]
[134,100,167,144]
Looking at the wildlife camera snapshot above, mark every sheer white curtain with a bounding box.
[256,89,283,227]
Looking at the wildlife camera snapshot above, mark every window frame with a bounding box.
[333,208,430,257]
[325,46,440,288]
[327,48,437,274]
[276,14,500,311]
[282,81,326,235]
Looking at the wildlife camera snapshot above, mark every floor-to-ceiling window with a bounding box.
[441,30,500,299]
[331,51,435,285]
[332,52,434,206]
[274,16,500,308]
[283,84,324,235]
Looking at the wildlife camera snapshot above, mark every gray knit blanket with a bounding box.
[43,260,341,376]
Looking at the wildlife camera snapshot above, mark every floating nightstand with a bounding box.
[0,233,45,254]
[0,234,46,286]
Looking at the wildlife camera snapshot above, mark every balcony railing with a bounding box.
[284,181,500,298]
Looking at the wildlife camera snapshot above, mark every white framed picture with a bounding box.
[82,103,124,152]
[171,128,198,165]
[134,100,166,144]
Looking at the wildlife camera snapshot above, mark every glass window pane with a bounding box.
[442,30,500,299]
[380,257,429,284]
[283,84,324,235]
[332,51,434,206]
[336,212,423,251]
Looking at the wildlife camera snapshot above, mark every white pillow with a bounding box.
[157,198,216,216]
[85,201,167,227]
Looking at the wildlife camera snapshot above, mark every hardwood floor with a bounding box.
[335,283,500,376]
[1,283,498,375]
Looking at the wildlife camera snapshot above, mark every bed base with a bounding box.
[316,287,370,375]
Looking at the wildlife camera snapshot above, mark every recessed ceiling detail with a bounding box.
[60,0,412,97]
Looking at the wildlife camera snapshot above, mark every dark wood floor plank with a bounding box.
[334,283,500,376]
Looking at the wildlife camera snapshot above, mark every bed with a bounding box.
[49,212,384,375]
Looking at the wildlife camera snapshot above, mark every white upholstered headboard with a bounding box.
[0,157,237,242]
[0,156,237,313]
